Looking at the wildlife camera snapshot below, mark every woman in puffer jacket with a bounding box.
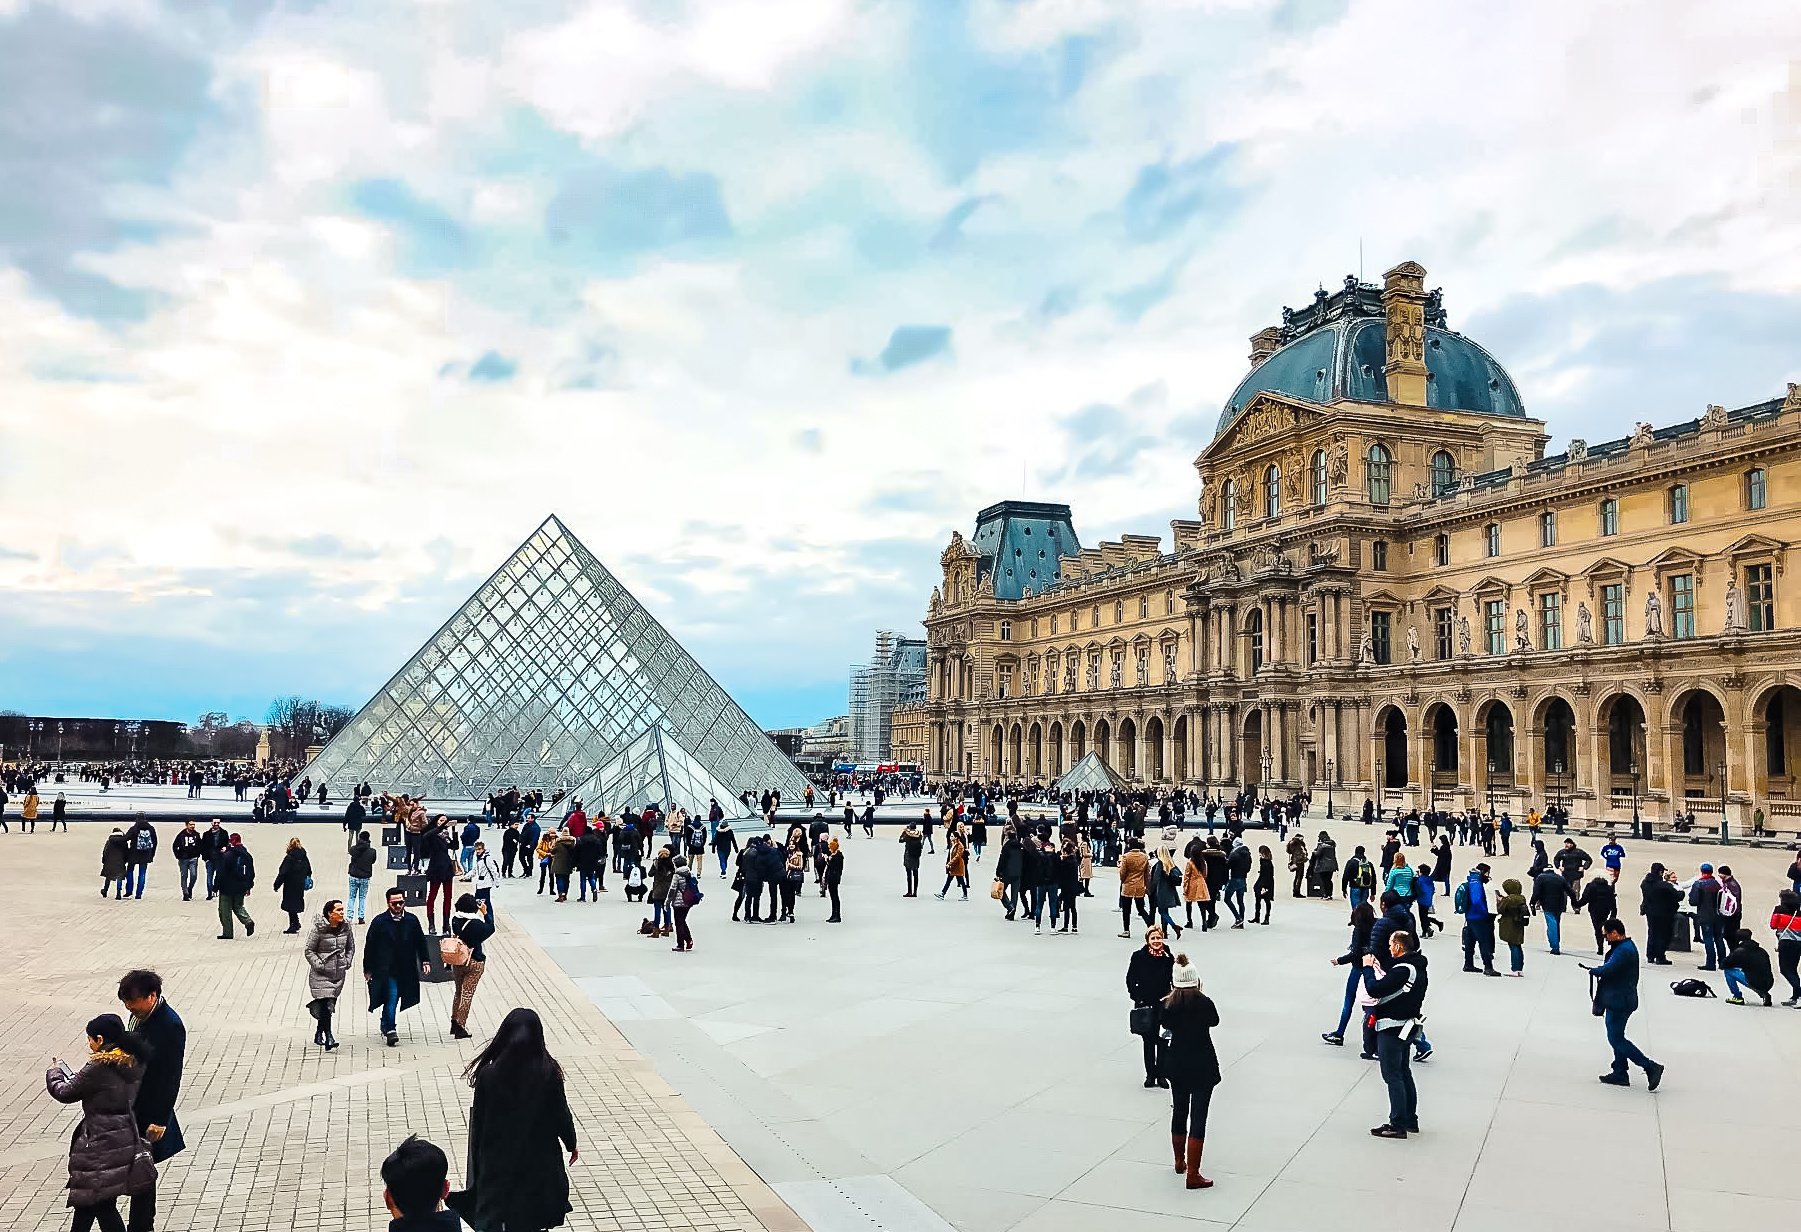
[46,1013,155,1231]
[304,899,355,1051]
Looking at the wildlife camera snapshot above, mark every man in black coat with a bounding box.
[197,820,229,900]
[1530,866,1572,955]
[118,968,186,1232]
[365,887,432,1046]
[214,834,256,939]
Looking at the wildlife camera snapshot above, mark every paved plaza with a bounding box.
[0,821,804,1232]
[3,809,1798,1231]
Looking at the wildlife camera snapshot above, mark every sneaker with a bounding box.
[1321,1033,1344,1046]
[1414,1046,1433,1062]
[385,1032,399,1047]
[1646,1062,1665,1091]
[1482,968,1501,977]
[1726,996,1745,1005]
[1117,930,1130,938]
[1370,1124,1408,1139]
[1783,996,1800,1007]
[245,921,255,937]
[1598,1073,1629,1086]
[1358,1051,1378,1060]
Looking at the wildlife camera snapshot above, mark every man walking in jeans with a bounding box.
[364,888,431,1047]
[171,821,202,902]
[1689,863,1728,970]
[1585,919,1664,1090]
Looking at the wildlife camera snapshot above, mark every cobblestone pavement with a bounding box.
[0,823,808,1232]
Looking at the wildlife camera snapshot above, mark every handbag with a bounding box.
[439,936,471,967]
[304,876,313,891]
[1129,1004,1156,1036]
[990,879,1005,901]
[127,1138,158,1194]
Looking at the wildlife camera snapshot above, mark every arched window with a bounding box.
[1366,444,1393,505]
[1430,450,1457,496]
[1222,479,1237,531]
[1433,533,1449,567]
[1669,484,1689,525]
[1246,609,1264,673]
[1264,463,1282,520]
[1599,498,1619,537]
[1311,449,1329,506]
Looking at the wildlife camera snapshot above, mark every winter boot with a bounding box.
[1171,1134,1185,1172]
[1184,1137,1212,1189]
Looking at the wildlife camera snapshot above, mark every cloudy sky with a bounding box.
[2,0,1798,730]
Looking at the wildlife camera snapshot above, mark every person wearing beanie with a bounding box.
[1159,954,1221,1189]
[1689,863,1726,970]
[667,856,697,952]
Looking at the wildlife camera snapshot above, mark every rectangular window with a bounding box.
[1139,595,1149,619]
[997,666,1012,697]
[1670,574,1694,638]
[1485,524,1501,557]
[1370,611,1392,666]
[1306,612,1318,665]
[1050,614,1058,634]
[999,620,1011,641]
[1600,500,1618,537]
[1669,485,1689,525]
[1030,618,1038,638]
[1540,511,1556,548]
[1602,583,1625,645]
[1484,600,1505,655]
[1434,606,1453,660]
[1071,610,1079,631]
[1371,540,1389,571]
[1748,563,1776,632]
[1539,591,1563,651]
[1747,469,1767,511]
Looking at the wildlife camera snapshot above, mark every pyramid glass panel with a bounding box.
[302,515,808,814]
[1055,751,1128,795]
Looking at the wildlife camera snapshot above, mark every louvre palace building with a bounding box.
[899,260,1801,828]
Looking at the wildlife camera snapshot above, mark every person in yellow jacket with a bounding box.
[22,789,40,832]
[535,831,558,895]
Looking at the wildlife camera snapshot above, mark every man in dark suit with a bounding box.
[365,887,432,1047]
[118,968,186,1232]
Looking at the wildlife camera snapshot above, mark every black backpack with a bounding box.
[1670,978,1716,998]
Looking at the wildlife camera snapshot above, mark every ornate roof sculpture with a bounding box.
[1055,750,1129,795]
[1217,272,1525,434]
[301,515,808,814]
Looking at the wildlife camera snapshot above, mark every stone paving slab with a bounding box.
[0,823,808,1232]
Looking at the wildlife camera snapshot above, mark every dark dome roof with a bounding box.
[1216,278,1525,435]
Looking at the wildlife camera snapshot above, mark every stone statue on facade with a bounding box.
[1568,438,1588,463]
[1724,579,1748,634]
[1164,648,1178,685]
[1110,659,1123,689]
[1644,590,1664,638]
[1358,627,1375,664]
[1136,654,1149,688]
[1701,403,1728,430]
[1406,624,1421,662]
[1457,613,1472,657]
[1514,607,1531,652]
[1576,601,1594,645]
[1328,438,1349,484]
[1630,421,1655,449]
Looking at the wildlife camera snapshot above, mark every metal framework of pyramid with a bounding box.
[301,515,810,815]
[1055,750,1128,795]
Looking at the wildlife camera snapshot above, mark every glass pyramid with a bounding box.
[1055,750,1128,796]
[301,515,810,815]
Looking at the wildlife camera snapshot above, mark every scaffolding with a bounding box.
[849,630,925,762]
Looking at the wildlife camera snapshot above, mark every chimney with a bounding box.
[1381,260,1429,407]
[1248,327,1283,367]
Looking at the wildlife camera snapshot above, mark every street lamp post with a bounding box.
[56,721,63,764]
[27,719,41,759]
[1486,757,1497,819]
[1630,760,1642,840]
[1325,758,1336,819]
[1551,760,1565,834]
[1718,758,1732,845]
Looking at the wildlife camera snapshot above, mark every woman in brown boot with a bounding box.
[1160,955,1221,1189]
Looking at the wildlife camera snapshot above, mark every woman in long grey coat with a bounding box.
[304,900,354,1051]
[46,1012,154,1231]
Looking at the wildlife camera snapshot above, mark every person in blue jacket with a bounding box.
[1458,864,1500,976]
[1584,919,1663,1090]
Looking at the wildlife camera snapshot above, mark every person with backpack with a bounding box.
[1717,865,1746,945]
[1575,873,1617,955]
[214,834,257,940]
[667,856,699,951]
[1584,919,1663,1091]
[1771,890,1801,1006]
[122,815,158,900]
[1689,864,1728,970]
[1382,853,1416,933]
[1342,846,1376,910]
[1457,864,1501,976]
[1363,929,1429,1139]
[1496,878,1530,976]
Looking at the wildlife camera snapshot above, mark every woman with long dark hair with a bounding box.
[1322,898,1378,1045]
[1161,955,1221,1190]
[448,1008,579,1232]
[273,837,313,934]
[46,1014,156,1232]
[1639,862,1682,965]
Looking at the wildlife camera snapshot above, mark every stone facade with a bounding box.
[920,261,1801,827]
[891,700,930,767]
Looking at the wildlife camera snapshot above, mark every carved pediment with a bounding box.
[1521,567,1570,589]
[1200,392,1320,465]
[1469,574,1511,598]
[1645,546,1704,573]
[1420,584,1461,604]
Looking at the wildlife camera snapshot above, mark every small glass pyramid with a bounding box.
[1055,751,1128,795]
[301,515,810,815]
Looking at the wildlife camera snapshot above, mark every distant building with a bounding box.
[850,631,927,761]
[891,701,930,768]
[801,716,853,764]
